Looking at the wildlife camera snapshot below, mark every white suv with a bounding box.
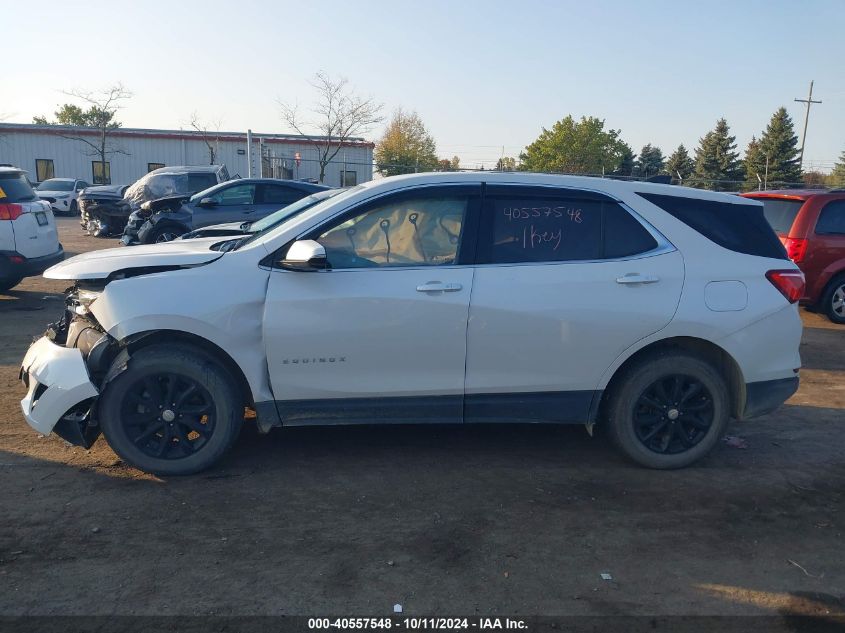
[0,167,64,293]
[20,172,803,475]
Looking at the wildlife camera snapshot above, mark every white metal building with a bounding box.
[0,123,374,187]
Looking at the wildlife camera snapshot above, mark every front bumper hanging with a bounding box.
[20,336,100,439]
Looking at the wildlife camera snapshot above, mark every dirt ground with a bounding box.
[0,216,843,619]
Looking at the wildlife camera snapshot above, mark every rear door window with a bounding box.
[261,185,305,205]
[752,197,805,234]
[0,173,38,202]
[478,186,657,264]
[815,200,845,235]
[637,192,787,260]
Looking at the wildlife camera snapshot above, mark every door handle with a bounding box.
[416,281,463,293]
[616,273,659,285]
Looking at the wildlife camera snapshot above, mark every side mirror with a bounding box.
[281,239,328,271]
[198,197,217,208]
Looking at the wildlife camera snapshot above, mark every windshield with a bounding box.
[753,197,804,235]
[247,189,345,233]
[36,179,74,192]
[233,185,364,250]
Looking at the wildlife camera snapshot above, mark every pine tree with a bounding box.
[758,107,801,187]
[635,143,665,178]
[831,150,845,188]
[743,136,765,191]
[691,118,742,191]
[665,144,694,184]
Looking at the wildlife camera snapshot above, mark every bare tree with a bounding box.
[279,72,383,183]
[188,111,223,164]
[35,83,132,182]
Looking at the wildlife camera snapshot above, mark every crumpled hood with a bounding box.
[44,238,226,280]
[78,185,126,200]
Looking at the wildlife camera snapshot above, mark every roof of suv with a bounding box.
[147,165,225,176]
[0,166,24,175]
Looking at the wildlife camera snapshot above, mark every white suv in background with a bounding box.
[20,172,802,475]
[0,167,64,293]
[35,178,90,215]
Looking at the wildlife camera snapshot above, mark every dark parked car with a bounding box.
[181,187,346,240]
[83,165,230,237]
[122,178,330,245]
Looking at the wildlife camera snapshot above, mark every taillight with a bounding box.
[783,237,808,263]
[0,203,24,221]
[766,269,805,303]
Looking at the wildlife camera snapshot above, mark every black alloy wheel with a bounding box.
[632,374,714,454]
[120,373,216,460]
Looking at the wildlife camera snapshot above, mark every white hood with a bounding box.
[44,238,226,280]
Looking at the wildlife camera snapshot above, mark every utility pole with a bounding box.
[794,80,822,170]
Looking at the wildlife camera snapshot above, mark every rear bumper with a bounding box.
[0,247,65,279]
[741,376,799,419]
[20,336,99,435]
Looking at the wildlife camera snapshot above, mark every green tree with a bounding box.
[831,149,845,187]
[519,115,631,175]
[665,144,695,183]
[495,156,517,171]
[374,109,439,176]
[743,136,766,191]
[757,107,802,187]
[613,142,636,177]
[635,143,665,178]
[691,118,743,190]
[33,84,132,182]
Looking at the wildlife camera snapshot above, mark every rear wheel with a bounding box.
[0,277,23,293]
[821,274,845,324]
[606,352,730,469]
[99,345,243,475]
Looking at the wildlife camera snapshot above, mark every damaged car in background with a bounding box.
[21,172,802,476]
[121,178,329,245]
[82,165,230,237]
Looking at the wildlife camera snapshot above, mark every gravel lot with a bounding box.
[1,216,843,620]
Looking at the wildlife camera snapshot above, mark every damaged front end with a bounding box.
[20,282,120,448]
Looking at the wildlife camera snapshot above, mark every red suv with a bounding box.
[742,189,845,323]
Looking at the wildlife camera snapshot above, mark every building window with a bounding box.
[148,162,165,172]
[35,159,54,182]
[92,161,111,185]
[340,170,357,187]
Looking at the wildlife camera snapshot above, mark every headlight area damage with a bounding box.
[20,281,119,447]
[20,263,205,448]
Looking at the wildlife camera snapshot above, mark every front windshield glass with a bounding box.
[37,179,74,191]
[234,185,364,250]
[247,189,345,233]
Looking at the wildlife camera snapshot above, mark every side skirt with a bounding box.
[262,390,602,427]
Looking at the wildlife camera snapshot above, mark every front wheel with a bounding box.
[147,224,182,244]
[69,200,78,216]
[98,345,243,475]
[606,352,730,469]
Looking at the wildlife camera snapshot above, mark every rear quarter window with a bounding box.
[0,173,38,203]
[815,200,845,235]
[636,192,788,260]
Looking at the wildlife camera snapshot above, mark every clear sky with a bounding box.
[4,0,844,171]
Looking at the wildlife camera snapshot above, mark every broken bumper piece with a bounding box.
[20,336,99,441]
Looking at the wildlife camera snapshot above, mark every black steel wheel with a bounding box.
[632,374,714,454]
[99,344,243,475]
[606,352,730,469]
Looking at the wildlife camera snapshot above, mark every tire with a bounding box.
[820,273,845,325]
[69,200,78,216]
[146,224,182,244]
[605,352,730,469]
[0,277,23,293]
[98,345,243,475]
